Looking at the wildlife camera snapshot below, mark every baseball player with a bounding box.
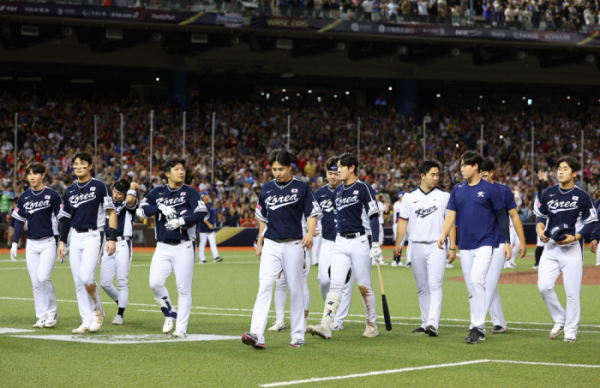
[372,194,388,266]
[307,153,381,340]
[394,161,456,336]
[57,152,118,334]
[534,156,599,343]
[392,194,410,267]
[242,149,321,349]
[10,162,62,328]
[99,179,139,325]
[136,158,208,338]
[480,159,527,334]
[197,191,223,264]
[310,220,322,266]
[437,151,511,344]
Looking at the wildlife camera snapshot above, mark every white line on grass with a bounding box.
[259,359,600,387]
[0,261,257,269]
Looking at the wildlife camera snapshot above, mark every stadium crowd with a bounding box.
[0,91,599,228]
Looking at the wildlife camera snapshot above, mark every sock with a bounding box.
[156,296,177,319]
[118,307,125,317]
[321,293,341,326]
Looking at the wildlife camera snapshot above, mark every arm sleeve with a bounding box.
[254,187,268,223]
[303,185,323,220]
[53,192,63,218]
[370,215,380,243]
[12,219,25,243]
[60,217,71,243]
[495,209,511,243]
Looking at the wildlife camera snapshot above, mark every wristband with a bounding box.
[127,189,137,197]
[449,248,456,251]
[108,228,118,242]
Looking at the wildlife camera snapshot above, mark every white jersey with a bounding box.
[399,186,450,243]
[393,200,402,226]
[377,201,385,225]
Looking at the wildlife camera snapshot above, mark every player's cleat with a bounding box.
[306,323,332,339]
[445,263,454,269]
[200,260,207,264]
[464,328,485,344]
[267,321,286,332]
[391,261,404,267]
[332,323,344,331]
[242,333,265,349]
[289,338,305,347]
[492,325,508,334]
[425,325,439,337]
[172,331,187,338]
[33,318,46,328]
[596,263,600,266]
[508,263,517,269]
[412,327,426,334]
[112,315,124,325]
[362,324,379,338]
[378,261,388,266]
[533,265,539,269]
[44,314,58,328]
[163,317,175,334]
[549,325,564,339]
[90,309,104,333]
[72,325,89,334]
[563,337,576,343]
[214,256,223,263]
[405,262,412,268]
[311,262,318,266]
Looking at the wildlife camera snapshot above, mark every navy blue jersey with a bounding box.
[314,184,337,241]
[199,202,216,233]
[448,179,505,250]
[492,183,517,245]
[12,187,62,239]
[534,185,598,241]
[139,184,207,242]
[334,179,378,235]
[59,178,115,230]
[103,199,138,238]
[255,177,322,241]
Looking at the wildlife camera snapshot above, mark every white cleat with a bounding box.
[163,317,175,334]
[267,321,286,332]
[306,323,332,339]
[172,330,187,338]
[445,263,454,269]
[44,314,58,328]
[112,315,124,325]
[332,322,344,331]
[72,324,89,334]
[391,261,401,267]
[549,324,564,339]
[378,261,388,266]
[90,309,104,333]
[362,324,379,338]
[33,318,46,328]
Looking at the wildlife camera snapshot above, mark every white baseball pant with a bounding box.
[273,249,311,323]
[596,243,600,266]
[538,241,583,340]
[506,226,519,267]
[26,237,58,320]
[329,235,376,326]
[250,239,305,344]
[459,245,495,332]
[317,238,355,326]
[409,242,446,329]
[378,224,384,246]
[100,239,133,309]
[482,244,507,329]
[69,229,105,327]
[198,232,219,261]
[149,241,196,334]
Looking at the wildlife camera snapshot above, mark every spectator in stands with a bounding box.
[585,6,596,32]
[240,210,257,227]
[225,207,241,227]
[418,0,429,22]
[362,0,374,20]
[321,0,332,18]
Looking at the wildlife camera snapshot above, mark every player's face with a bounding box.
[460,163,476,180]
[337,162,354,181]
[73,159,91,178]
[112,188,126,202]
[557,162,577,184]
[271,161,292,183]
[422,167,439,188]
[202,194,210,203]
[167,163,185,184]
[27,172,45,189]
[326,170,340,187]
[480,170,494,183]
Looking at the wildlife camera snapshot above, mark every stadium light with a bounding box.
[499,135,503,139]
[502,100,505,104]
[436,94,441,98]
[282,89,286,92]
[480,95,483,99]
[345,91,349,95]
[155,77,160,82]
[528,99,532,106]
[261,92,264,95]
[308,90,312,94]
[388,87,392,91]
[334,95,337,98]
[567,96,571,100]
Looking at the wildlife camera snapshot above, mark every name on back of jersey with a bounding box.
[265,193,298,209]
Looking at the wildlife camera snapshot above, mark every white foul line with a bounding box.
[259,359,600,387]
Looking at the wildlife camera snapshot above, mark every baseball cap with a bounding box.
[544,224,568,242]
[200,191,210,197]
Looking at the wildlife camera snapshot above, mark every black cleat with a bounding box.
[492,325,507,334]
[214,257,223,263]
[425,325,439,337]
[412,327,426,334]
[465,328,485,344]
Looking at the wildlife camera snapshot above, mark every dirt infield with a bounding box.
[450,265,600,286]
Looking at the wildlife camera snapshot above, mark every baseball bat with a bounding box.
[376,262,393,331]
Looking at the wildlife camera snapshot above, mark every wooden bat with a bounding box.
[376,262,392,331]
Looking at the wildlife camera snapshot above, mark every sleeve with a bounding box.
[398,197,410,220]
[182,189,209,226]
[303,185,323,220]
[139,188,160,218]
[53,192,63,218]
[447,188,457,212]
[443,192,451,217]
[490,184,506,212]
[363,184,379,218]
[254,186,268,223]
[11,196,26,223]
[58,191,72,219]
[533,191,548,219]
[504,187,517,212]
[101,183,115,210]
[581,193,598,225]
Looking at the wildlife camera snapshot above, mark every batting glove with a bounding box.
[158,204,177,217]
[370,242,383,262]
[9,242,17,262]
[136,208,147,220]
[165,218,185,231]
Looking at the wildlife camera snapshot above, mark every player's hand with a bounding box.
[106,241,116,255]
[393,242,403,257]
[370,242,383,262]
[136,208,147,220]
[518,241,527,259]
[503,244,512,260]
[158,204,176,217]
[447,249,456,263]
[301,233,314,250]
[207,222,215,230]
[130,182,139,191]
[10,242,17,262]
[256,240,263,259]
[590,240,598,254]
[437,237,446,250]
[557,234,576,245]
[537,228,549,243]
[165,218,185,231]
[57,241,68,263]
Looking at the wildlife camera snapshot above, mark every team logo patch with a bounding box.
[477,192,485,197]
[45,195,50,199]
[181,192,186,196]
[353,190,359,195]
[91,187,96,191]
[14,207,19,212]
[572,196,578,201]
[291,188,298,193]
[256,203,262,211]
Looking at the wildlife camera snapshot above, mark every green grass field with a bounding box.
[1,247,600,387]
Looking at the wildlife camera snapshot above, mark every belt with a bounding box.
[338,231,366,239]
[116,236,131,242]
[162,239,189,246]
[75,228,100,233]
[270,238,299,243]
